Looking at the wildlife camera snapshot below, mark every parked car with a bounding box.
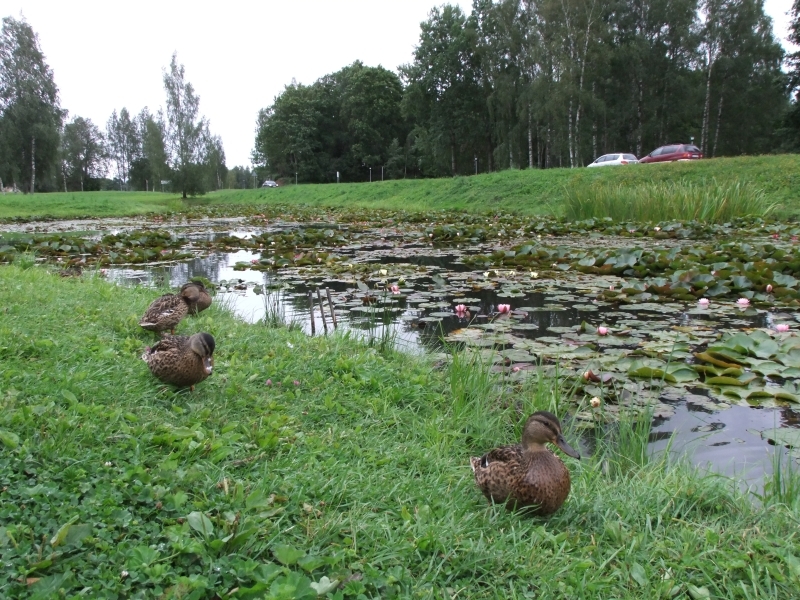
[261,180,279,188]
[587,153,639,167]
[639,144,703,163]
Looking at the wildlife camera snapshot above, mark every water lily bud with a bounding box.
[590,397,602,408]
[597,326,609,335]
[379,269,387,276]
[654,226,661,232]
[497,304,511,314]
[766,284,773,293]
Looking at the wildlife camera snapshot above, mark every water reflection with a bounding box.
[649,404,796,489]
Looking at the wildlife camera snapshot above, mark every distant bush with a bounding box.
[563,178,776,223]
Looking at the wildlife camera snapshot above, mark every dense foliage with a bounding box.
[252,62,406,184]
[0,16,64,193]
[255,0,790,181]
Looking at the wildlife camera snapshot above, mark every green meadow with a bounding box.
[1,264,799,598]
[1,154,798,221]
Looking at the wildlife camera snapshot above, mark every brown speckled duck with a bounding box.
[471,411,580,515]
[141,332,215,391]
[139,282,209,335]
[180,281,212,315]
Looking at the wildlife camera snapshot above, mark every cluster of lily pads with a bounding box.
[0,230,193,265]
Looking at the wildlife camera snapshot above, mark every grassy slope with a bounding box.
[2,154,798,220]
[1,264,799,598]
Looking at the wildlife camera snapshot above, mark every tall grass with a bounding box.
[563,178,776,223]
[762,446,800,511]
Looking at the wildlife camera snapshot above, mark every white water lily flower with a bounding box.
[379,269,387,276]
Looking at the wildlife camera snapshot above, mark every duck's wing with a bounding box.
[148,335,186,355]
[140,294,182,325]
[477,444,524,469]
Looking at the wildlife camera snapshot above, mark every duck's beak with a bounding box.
[556,434,581,459]
[203,356,214,375]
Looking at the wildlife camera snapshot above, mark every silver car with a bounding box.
[587,153,639,167]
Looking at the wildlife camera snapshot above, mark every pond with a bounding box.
[3,210,800,489]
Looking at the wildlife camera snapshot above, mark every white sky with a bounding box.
[4,0,796,168]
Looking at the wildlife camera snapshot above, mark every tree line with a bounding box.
[254,0,797,183]
[0,17,231,196]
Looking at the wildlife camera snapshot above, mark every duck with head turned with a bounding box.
[139,282,209,335]
[142,332,215,391]
[180,281,212,315]
[471,411,580,515]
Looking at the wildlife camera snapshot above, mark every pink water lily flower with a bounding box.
[390,284,401,294]
[766,284,773,293]
[454,304,468,317]
[736,298,750,307]
[497,304,511,314]
[251,259,259,265]
[698,298,710,307]
[775,324,790,332]
[597,326,609,335]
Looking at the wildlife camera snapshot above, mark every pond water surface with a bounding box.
[5,215,800,490]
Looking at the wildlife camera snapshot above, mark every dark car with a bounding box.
[261,180,279,188]
[639,144,703,163]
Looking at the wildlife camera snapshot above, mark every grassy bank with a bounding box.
[1,264,799,598]
[1,154,798,221]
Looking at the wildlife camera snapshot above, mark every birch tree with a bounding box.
[0,16,63,192]
[163,52,207,197]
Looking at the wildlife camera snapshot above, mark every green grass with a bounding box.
[2,154,798,220]
[563,179,776,223]
[0,190,190,220]
[1,264,799,598]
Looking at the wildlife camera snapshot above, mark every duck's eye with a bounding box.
[481,456,489,468]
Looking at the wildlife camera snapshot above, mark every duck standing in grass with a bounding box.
[140,282,209,335]
[471,411,581,515]
[142,332,215,391]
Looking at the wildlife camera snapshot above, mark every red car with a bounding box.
[639,144,703,163]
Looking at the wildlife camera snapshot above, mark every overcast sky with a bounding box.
[6,0,796,168]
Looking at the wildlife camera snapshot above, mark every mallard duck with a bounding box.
[470,411,580,515]
[180,281,212,315]
[139,283,212,334]
[139,292,190,335]
[141,332,215,391]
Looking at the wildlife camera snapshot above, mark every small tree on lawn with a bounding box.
[163,52,207,198]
